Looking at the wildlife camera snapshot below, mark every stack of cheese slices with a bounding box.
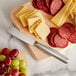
[16,6,50,40]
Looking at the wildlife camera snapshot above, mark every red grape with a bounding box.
[12,69,19,76]
[9,49,19,59]
[5,57,12,66]
[5,73,12,76]
[0,69,4,75]
[2,48,10,56]
[19,73,26,76]
[5,66,12,73]
[0,62,5,69]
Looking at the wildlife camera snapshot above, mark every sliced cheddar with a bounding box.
[35,21,50,40]
[16,6,30,18]
[63,0,68,3]
[63,2,76,22]
[33,11,45,22]
[27,11,45,33]
[19,10,37,27]
[19,11,34,27]
[30,19,42,34]
[27,11,44,22]
[27,16,40,33]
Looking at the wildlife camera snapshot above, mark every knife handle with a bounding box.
[35,42,68,64]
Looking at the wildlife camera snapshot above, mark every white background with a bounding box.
[0,0,76,76]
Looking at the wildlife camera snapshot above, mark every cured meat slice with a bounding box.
[54,34,68,48]
[37,0,49,13]
[32,0,39,9]
[59,22,75,39]
[50,28,58,34]
[47,28,58,39]
[63,23,75,33]
[37,0,43,9]
[48,33,57,47]
[50,0,64,16]
[45,0,51,8]
[75,27,76,31]
[47,28,58,47]
[68,31,76,43]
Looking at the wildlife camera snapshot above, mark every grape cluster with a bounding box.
[0,48,27,76]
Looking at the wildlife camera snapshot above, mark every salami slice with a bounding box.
[68,31,76,43]
[47,28,58,47]
[75,27,76,31]
[54,34,68,48]
[50,0,64,16]
[59,22,75,39]
[45,0,51,8]
[50,28,58,33]
[37,0,49,13]
[64,23,75,33]
[32,0,39,9]
[47,28,58,39]
[48,33,57,47]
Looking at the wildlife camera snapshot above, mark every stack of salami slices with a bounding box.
[32,0,64,16]
[47,22,76,48]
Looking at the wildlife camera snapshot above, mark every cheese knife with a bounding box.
[8,26,68,64]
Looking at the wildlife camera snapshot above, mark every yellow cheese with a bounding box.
[33,11,45,22]
[19,11,34,27]
[33,30,40,38]
[51,0,73,27]
[28,19,42,38]
[70,12,74,19]
[64,0,75,19]
[25,10,37,19]
[27,16,40,33]
[30,19,42,34]
[16,6,30,18]
[35,21,50,40]
[63,0,68,3]
[26,11,44,22]
[19,10,37,27]
[27,11,45,33]
[63,2,76,22]
[27,11,44,21]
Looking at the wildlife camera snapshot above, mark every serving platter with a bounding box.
[10,2,72,61]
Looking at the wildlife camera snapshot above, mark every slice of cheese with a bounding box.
[27,11,45,21]
[51,0,73,27]
[19,10,37,27]
[30,19,42,34]
[16,6,30,18]
[27,16,40,33]
[64,0,75,19]
[33,11,45,22]
[63,2,76,22]
[27,11,45,33]
[63,0,68,3]
[33,19,42,38]
[33,31,40,38]
[27,16,39,26]
[19,11,34,27]
[35,21,50,40]
[24,10,37,20]
[70,12,74,19]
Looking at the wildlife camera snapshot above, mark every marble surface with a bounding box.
[0,0,76,76]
